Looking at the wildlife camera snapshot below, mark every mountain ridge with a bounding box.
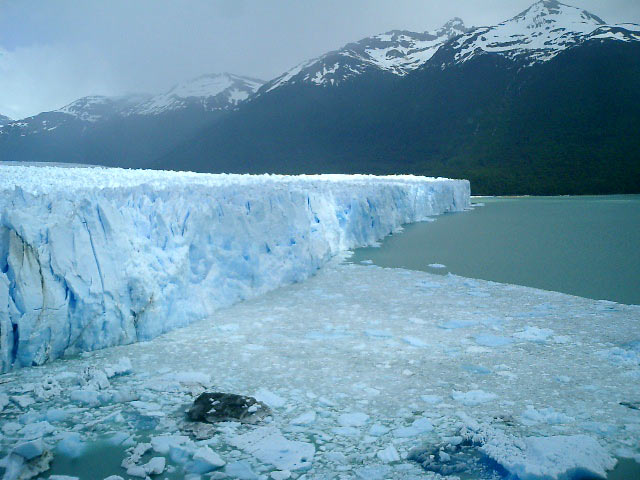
[156,1,640,195]
[2,1,639,195]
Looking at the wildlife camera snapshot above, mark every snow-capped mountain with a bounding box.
[161,1,640,196]
[58,94,151,122]
[130,73,263,115]
[0,94,149,137]
[262,18,469,93]
[0,73,262,168]
[0,73,263,142]
[0,114,11,126]
[445,0,640,65]
[262,1,639,94]
[0,73,263,133]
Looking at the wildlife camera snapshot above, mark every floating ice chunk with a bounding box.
[13,439,44,460]
[376,444,400,463]
[187,446,225,473]
[49,476,80,480]
[224,460,258,480]
[474,334,513,347]
[520,406,575,426]
[290,411,316,426]
[165,371,211,385]
[104,357,133,378]
[81,367,110,390]
[34,377,62,400]
[150,435,191,454]
[56,432,86,458]
[169,444,193,464]
[452,389,498,406]
[103,476,125,480]
[69,389,100,407]
[514,327,554,343]
[354,465,391,479]
[254,388,286,408]
[360,259,374,265]
[369,424,390,436]
[10,395,35,409]
[428,263,447,269]
[462,364,492,375]
[45,408,70,423]
[365,329,393,339]
[338,412,369,427]
[122,443,152,470]
[402,336,429,347]
[491,435,615,480]
[332,426,361,437]
[553,335,571,344]
[229,426,314,471]
[3,422,22,435]
[439,319,477,329]
[126,465,147,478]
[325,451,348,464]
[0,393,9,411]
[597,345,640,367]
[143,457,166,475]
[459,416,617,480]
[393,417,434,438]
[421,395,442,404]
[270,470,291,480]
[107,432,135,447]
[18,421,56,440]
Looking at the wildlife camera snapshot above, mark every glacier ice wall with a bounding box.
[0,166,469,372]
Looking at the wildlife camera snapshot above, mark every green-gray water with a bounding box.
[350,196,640,305]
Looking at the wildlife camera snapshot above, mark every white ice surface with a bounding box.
[0,166,469,372]
[0,261,638,479]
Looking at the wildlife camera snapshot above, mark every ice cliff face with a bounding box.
[0,166,469,372]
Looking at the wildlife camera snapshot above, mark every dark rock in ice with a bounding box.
[620,401,640,411]
[188,392,271,424]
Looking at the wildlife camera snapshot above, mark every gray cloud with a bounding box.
[1,0,638,118]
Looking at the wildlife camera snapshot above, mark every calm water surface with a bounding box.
[350,196,640,305]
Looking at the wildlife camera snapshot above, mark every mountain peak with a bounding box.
[446,0,616,65]
[512,0,606,29]
[438,17,467,36]
[58,95,146,122]
[263,17,471,92]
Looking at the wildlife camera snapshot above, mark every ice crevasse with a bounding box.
[0,166,469,372]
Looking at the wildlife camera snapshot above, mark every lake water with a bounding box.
[349,195,640,479]
[349,196,640,305]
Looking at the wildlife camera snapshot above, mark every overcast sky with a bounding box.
[1,0,638,119]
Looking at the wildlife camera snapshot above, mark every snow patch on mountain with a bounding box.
[130,73,264,115]
[262,18,469,92]
[263,1,640,93]
[448,0,639,65]
[0,166,469,372]
[58,95,150,123]
[0,73,262,136]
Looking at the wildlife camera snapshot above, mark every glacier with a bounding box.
[0,165,469,372]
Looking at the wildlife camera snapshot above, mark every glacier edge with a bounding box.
[0,166,470,372]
